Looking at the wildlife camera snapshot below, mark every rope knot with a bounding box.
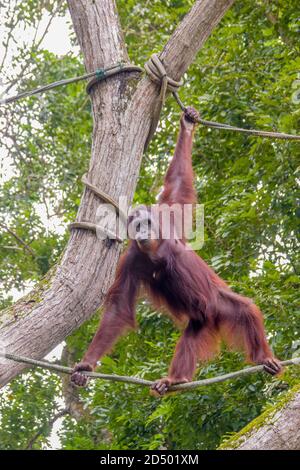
[144,53,183,93]
[144,53,183,148]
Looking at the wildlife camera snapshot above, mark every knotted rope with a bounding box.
[81,174,127,222]
[144,54,300,142]
[144,53,183,148]
[69,221,122,243]
[1,54,299,141]
[0,63,142,106]
[86,64,142,94]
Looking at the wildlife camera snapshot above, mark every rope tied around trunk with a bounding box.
[1,54,299,141]
[86,63,142,94]
[0,63,143,106]
[68,174,125,244]
[144,53,183,148]
[144,53,300,142]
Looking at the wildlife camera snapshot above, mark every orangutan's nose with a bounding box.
[135,232,149,243]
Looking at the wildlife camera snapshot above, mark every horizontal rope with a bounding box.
[68,221,122,243]
[173,91,300,141]
[1,54,299,141]
[0,63,143,106]
[1,352,299,393]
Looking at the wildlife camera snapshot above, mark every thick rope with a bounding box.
[1,54,299,141]
[144,54,300,142]
[86,64,142,94]
[1,352,299,393]
[68,221,122,243]
[144,53,183,148]
[68,175,126,243]
[81,174,127,222]
[172,91,300,141]
[0,63,143,106]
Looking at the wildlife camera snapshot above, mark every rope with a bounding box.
[172,91,300,141]
[68,175,127,243]
[1,352,299,393]
[81,174,127,222]
[86,64,142,94]
[0,63,143,106]
[144,54,300,142]
[69,222,122,243]
[1,53,298,141]
[144,53,183,148]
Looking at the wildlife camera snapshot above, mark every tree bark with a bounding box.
[0,0,234,387]
[220,385,300,450]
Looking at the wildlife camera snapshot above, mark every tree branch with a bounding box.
[25,408,69,450]
[0,0,235,388]
[219,384,300,450]
[0,222,36,257]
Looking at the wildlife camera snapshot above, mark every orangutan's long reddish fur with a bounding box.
[71,107,281,392]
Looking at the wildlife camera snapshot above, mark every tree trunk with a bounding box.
[0,0,234,388]
[219,385,300,450]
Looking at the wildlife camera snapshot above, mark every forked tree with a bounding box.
[0,0,234,386]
